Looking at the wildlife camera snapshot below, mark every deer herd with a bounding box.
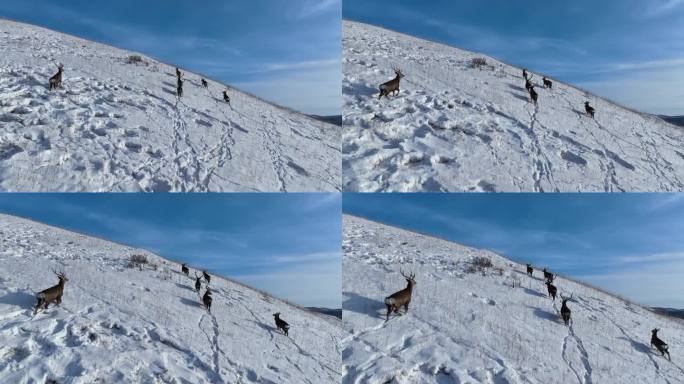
[33,262,293,341]
[381,262,673,362]
[44,63,232,109]
[375,64,598,119]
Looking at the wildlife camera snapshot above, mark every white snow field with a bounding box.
[0,214,342,383]
[342,215,684,383]
[342,20,684,192]
[0,18,340,192]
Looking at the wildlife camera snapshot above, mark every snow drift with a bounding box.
[342,20,684,192]
[0,214,341,383]
[0,18,340,192]
[342,215,684,383]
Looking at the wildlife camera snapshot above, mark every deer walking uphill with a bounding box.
[274,312,290,336]
[181,263,189,276]
[48,64,64,91]
[378,67,404,100]
[384,270,416,321]
[560,294,572,326]
[34,269,69,314]
[202,288,213,313]
[526,264,534,277]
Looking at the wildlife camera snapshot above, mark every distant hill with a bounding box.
[659,115,684,127]
[307,307,343,319]
[653,307,684,320]
[310,115,342,126]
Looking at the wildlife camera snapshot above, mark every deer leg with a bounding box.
[404,302,410,313]
[385,305,391,320]
[56,296,62,306]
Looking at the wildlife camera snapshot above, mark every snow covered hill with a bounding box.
[342,20,684,192]
[342,215,684,383]
[0,18,340,192]
[0,214,342,383]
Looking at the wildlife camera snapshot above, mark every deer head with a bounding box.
[51,268,68,283]
[400,269,416,288]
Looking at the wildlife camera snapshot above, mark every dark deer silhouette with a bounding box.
[378,67,404,100]
[526,264,533,277]
[525,76,534,93]
[223,90,231,106]
[545,281,557,301]
[34,269,68,314]
[560,294,572,325]
[522,69,528,79]
[181,263,189,276]
[543,76,553,89]
[203,270,211,285]
[176,77,184,98]
[194,273,202,293]
[202,288,213,313]
[201,78,208,88]
[529,86,538,105]
[175,67,181,79]
[651,329,671,360]
[585,102,595,118]
[543,268,554,283]
[48,64,64,91]
[384,270,416,321]
[274,312,290,336]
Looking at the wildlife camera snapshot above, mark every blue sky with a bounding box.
[0,193,341,308]
[344,0,684,116]
[0,0,341,115]
[344,193,684,308]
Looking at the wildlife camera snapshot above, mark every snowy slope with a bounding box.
[342,20,684,192]
[0,214,342,383]
[0,18,340,192]
[342,215,684,383]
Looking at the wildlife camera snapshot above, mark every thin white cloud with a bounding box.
[297,0,341,19]
[644,0,684,17]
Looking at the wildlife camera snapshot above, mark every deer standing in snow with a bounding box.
[543,268,554,283]
[201,78,208,88]
[202,288,213,313]
[274,312,290,336]
[560,294,572,325]
[585,102,595,118]
[545,281,557,301]
[203,270,211,285]
[543,76,553,89]
[526,264,533,277]
[48,64,64,91]
[176,76,184,98]
[651,329,671,360]
[223,90,231,106]
[378,67,404,100]
[181,263,189,276]
[34,269,68,314]
[194,272,202,293]
[384,270,416,321]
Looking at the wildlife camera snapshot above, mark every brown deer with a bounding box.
[201,78,208,88]
[526,263,533,277]
[48,64,64,91]
[545,281,557,301]
[585,101,595,118]
[528,86,538,105]
[34,269,68,314]
[194,272,202,292]
[202,288,213,313]
[181,263,189,276]
[177,76,184,98]
[651,329,671,360]
[384,270,416,321]
[543,268,554,283]
[378,67,404,100]
[543,76,553,89]
[202,270,211,285]
[525,76,534,93]
[560,294,572,325]
[274,312,290,336]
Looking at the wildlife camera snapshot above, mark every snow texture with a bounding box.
[342,215,684,383]
[0,214,342,383]
[0,18,340,192]
[342,20,684,192]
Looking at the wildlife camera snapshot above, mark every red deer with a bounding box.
[34,269,68,314]
[545,281,557,301]
[176,67,181,78]
[543,268,554,283]
[651,329,671,360]
[201,78,208,88]
[194,273,202,292]
[274,312,290,336]
[203,270,211,285]
[181,263,189,276]
[525,76,534,93]
[560,294,572,325]
[378,67,404,100]
[48,64,64,91]
[384,270,416,321]
[526,264,533,277]
[543,76,553,89]
[177,76,184,98]
[528,86,538,105]
[202,288,213,313]
[585,102,595,118]
[223,90,231,106]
